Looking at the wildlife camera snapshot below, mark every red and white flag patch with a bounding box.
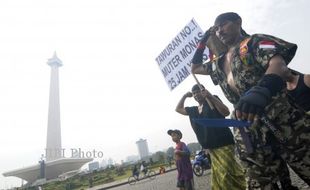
[259,40,276,49]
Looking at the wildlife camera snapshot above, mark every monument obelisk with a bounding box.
[3,53,92,184]
[46,52,63,161]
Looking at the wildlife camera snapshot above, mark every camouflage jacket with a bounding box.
[205,33,297,106]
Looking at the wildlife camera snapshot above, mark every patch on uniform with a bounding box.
[239,38,252,65]
[259,40,276,49]
[239,38,250,57]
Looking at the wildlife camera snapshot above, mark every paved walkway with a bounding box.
[110,170,210,190]
[88,167,309,190]
[89,169,211,190]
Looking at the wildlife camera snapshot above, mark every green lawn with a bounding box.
[27,163,174,190]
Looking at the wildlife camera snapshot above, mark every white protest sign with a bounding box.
[155,18,210,90]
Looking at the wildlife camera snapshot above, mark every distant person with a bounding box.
[132,164,139,179]
[198,149,211,167]
[203,149,211,164]
[176,84,245,190]
[167,129,194,190]
[159,166,166,174]
[140,161,148,176]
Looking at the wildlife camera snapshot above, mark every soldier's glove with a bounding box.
[235,74,285,120]
[235,86,271,117]
[206,33,227,57]
[199,29,211,45]
[191,28,212,64]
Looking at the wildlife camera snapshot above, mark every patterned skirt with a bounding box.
[209,144,246,190]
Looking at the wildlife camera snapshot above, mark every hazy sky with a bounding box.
[1,0,310,188]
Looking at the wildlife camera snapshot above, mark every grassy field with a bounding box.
[25,163,172,190]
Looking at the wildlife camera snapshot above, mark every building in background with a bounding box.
[88,162,100,172]
[136,139,150,159]
[100,159,107,169]
[126,155,140,164]
[107,158,114,167]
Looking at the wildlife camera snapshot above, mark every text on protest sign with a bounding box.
[155,18,210,90]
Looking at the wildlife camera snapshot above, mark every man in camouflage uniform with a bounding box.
[191,12,310,189]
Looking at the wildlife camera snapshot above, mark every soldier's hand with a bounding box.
[235,86,271,122]
[199,27,214,45]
